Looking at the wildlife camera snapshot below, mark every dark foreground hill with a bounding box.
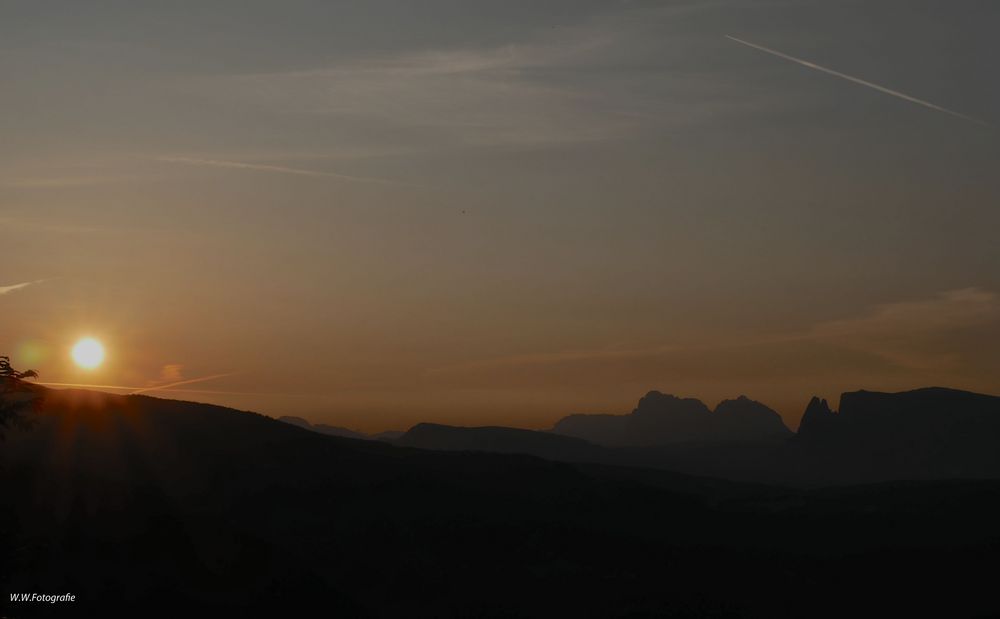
[3,387,1000,618]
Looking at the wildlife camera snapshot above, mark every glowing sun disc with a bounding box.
[71,338,105,369]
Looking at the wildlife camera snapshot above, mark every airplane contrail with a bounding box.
[130,372,238,395]
[37,374,307,398]
[725,35,993,128]
[37,372,236,394]
[157,157,413,187]
[0,280,44,296]
[38,381,146,391]
[37,381,303,397]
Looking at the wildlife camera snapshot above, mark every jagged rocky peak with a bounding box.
[632,391,711,417]
[797,396,837,437]
[805,396,833,415]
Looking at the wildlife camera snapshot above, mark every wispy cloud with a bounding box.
[0,280,43,296]
[428,344,681,374]
[157,156,410,186]
[431,288,1000,378]
[808,287,1000,371]
[813,288,999,338]
[181,26,654,150]
[725,35,993,127]
[166,8,784,155]
[0,174,148,188]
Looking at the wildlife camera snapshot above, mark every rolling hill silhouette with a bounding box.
[396,422,604,461]
[278,415,374,440]
[3,385,1000,617]
[277,415,405,442]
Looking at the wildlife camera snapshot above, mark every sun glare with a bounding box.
[71,337,105,370]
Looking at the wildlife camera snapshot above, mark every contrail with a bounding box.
[157,156,413,187]
[37,376,306,398]
[725,35,992,128]
[39,381,146,391]
[37,372,236,394]
[130,372,238,395]
[38,382,298,397]
[0,280,43,296]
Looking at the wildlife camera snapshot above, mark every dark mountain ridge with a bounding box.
[402,387,1000,485]
[278,415,403,442]
[5,385,1000,617]
[396,422,602,461]
[278,415,372,440]
[552,391,791,447]
[788,387,1000,484]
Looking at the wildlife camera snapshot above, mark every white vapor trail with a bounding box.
[0,280,43,296]
[725,35,993,128]
[158,157,411,187]
[37,380,302,398]
[130,372,239,395]
[38,372,246,396]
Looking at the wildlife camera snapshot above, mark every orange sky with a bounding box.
[2,1,999,432]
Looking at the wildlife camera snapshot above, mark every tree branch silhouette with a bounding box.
[0,355,41,441]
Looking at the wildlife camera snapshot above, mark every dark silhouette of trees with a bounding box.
[0,355,40,440]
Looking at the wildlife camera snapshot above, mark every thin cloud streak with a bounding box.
[725,35,993,128]
[0,280,43,296]
[37,380,304,398]
[130,372,238,395]
[433,288,1000,375]
[157,157,412,187]
[198,29,643,150]
[0,175,146,188]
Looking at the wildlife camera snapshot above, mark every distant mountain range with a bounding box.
[387,387,1000,485]
[396,422,601,461]
[4,384,1000,617]
[278,416,404,441]
[552,391,792,446]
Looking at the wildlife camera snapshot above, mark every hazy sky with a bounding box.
[2,0,998,431]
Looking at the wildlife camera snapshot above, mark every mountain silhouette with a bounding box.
[278,415,403,442]
[393,388,1000,485]
[712,395,793,440]
[278,415,372,440]
[396,422,604,460]
[797,395,837,438]
[789,387,1000,484]
[5,385,1000,617]
[552,391,791,446]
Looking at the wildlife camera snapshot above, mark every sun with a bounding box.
[71,337,105,370]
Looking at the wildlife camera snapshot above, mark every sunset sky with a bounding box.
[2,0,998,432]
